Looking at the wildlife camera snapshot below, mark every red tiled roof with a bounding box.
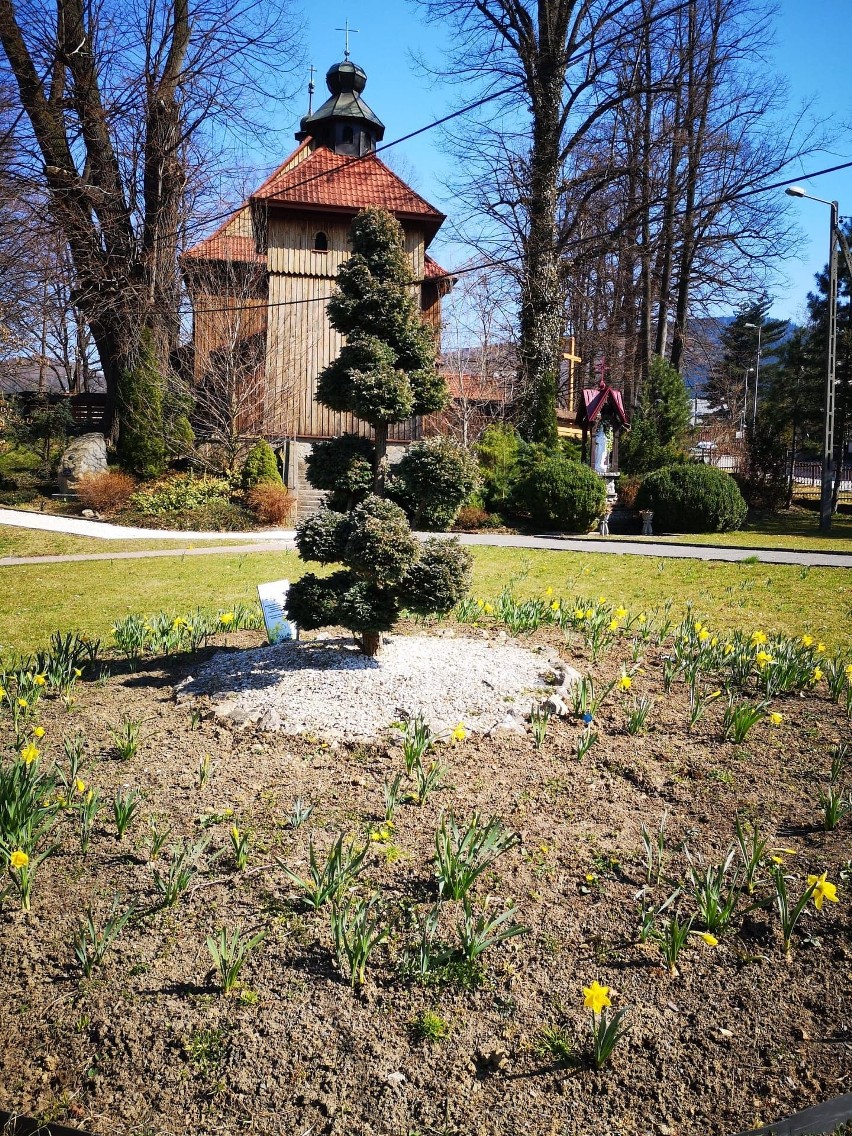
[252,144,445,231]
[182,222,265,265]
[424,253,450,280]
[443,372,512,403]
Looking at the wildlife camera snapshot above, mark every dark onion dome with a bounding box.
[296,59,385,145]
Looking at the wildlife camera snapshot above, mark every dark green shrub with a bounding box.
[341,496,419,587]
[636,463,747,533]
[511,450,606,530]
[241,440,280,489]
[293,207,469,654]
[400,539,473,615]
[118,329,166,478]
[305,433,375,510]
[476,424,520,510]
[287,571,352,630]
[295,510,347,564]
[620,354,692,475]
[388,436,480,529]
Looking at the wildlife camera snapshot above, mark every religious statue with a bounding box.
[593,422,611,475]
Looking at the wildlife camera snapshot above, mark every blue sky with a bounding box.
[252,0,852,324]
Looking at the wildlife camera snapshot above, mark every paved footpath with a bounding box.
[1,507,850,568]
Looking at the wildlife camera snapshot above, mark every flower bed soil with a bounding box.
[0,623,850,1136]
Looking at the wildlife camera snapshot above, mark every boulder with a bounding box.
[57,433,108,491]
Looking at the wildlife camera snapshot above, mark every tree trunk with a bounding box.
[373,422,388,493]
[361,631,383,657]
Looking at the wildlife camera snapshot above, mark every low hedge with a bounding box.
[636,463,747,533]
[511,450,606,531]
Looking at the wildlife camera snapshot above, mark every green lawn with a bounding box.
[1,545,849,655]
[0,525,270,559]
[573,508,852,554]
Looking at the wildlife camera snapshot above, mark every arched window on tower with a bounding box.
[342,124,354,146]
[313,231,328,252]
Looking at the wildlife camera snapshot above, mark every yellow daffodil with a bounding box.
[0,685,5,698]
[585,872,598,883]
[845,663,852,681]
[20,744,39,765]
[776,848,797,855]
[231,826,240,841]
[475,597,484,607]
[10,849,28,870]
[452,723,468,743]
[755,651,773,668]
[816,642,826,654]
[614,606,628,619]
[638,613,647,623]
[545,587,554,597]
[585,609,594,619]
[574,608,585,619]
[73,668,82,678]
[812,666,824,683]
[700,932,718,947]
[17,698,27,708]
[539,844,550,854]
[768,712,782,726]
[751,631,767,646]
[483,603,494,615]
[695,622,703,634]
[32,726,45,738]
[219,612,235,626]
[807,873,838,911]
[74,779,85,794]
[618,674,632,691]
[771,855,784,865]
[550,600,560,612]
[801,635,814,648]
[711,636,718,647]
[598,595,606,604]
[724,643,733,655]
[608,619,619,632]
[582,980,611,1014]
[33,674,46,687]
[698,629,710,642]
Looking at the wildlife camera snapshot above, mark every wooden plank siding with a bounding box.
[265,213,426,440]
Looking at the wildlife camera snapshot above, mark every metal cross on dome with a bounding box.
[335,19,360,59]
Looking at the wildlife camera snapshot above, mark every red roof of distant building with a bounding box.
[443,371,512,403]
[253,144,445,234]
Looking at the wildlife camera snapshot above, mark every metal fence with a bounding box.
[791,459,852,504]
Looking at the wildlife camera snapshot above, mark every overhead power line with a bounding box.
[188,151,852,318]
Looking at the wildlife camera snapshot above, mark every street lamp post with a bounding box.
[785,186,839,532]
[744,321,762,429]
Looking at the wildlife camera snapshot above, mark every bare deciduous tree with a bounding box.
[0,0,302,438]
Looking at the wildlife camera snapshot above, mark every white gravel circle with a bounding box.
[179,634,557,740]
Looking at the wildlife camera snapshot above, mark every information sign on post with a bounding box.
[257,580,297,644]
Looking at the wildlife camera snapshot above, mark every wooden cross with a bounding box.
[335,19,360,59]
[561,335,582,408]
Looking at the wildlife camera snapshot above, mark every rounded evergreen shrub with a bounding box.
[295,510,347,564]
[636,463,747,533]
[400,538,473,615]
[241,440,280,489]
[305,433,375,509]
[388,436,480,530]
[286,570,351,630]
[341,495,419,586]
[511,450,606,530]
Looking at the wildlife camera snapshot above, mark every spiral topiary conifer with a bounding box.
[287,208,472,656]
